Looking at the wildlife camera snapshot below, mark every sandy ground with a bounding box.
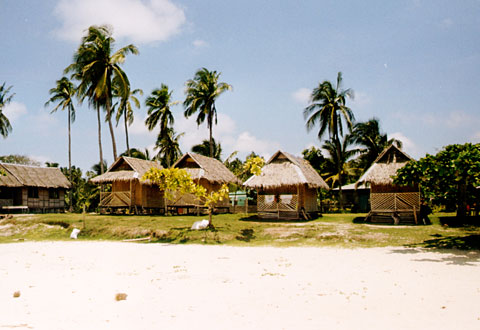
[0,242,479,330]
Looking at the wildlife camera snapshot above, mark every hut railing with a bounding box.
[370,192,420,212]
[100,191,131,207]
[257,194,298,212]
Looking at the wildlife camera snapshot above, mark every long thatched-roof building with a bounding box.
[171,153,240,213]
[359,144,420,224]
[90,156,164,214]
[244,151,328,220]
[0,163,71,212]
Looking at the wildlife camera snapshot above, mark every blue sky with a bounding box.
[1,0,479,172]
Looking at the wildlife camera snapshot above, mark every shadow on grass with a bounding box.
[236,228,255,242]
[238,215,314,223]
[439,216,480,227]
[388,234,480,265]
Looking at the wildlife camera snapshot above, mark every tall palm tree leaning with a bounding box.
[145,84,177,140]
[303,72,354,210]
[184,68,232,158]
[66,25,138,172]
[45,77,76,212]
[0,82,15,138]
[114,79,143,157]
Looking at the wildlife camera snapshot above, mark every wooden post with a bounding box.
[245,192,248,214]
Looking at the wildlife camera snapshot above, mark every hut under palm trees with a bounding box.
[90,156,164,214]
[0,163,71,213]
[243,151,329,220]
[359,144,419,224]
[170,153,240,214]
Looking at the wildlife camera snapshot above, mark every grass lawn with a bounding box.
[0,212,479,249]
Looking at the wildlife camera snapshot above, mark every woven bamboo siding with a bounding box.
[25,188,65,209]
[303,187,318,212]
[142,185,163,208]
[257,194,299,212]
[370,192,420,212]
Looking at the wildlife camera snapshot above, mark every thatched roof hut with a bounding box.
[0,163,71,188]
[0,163,71,212]
[360,145,420,224]
[170,153,240,212]
[244,151,328,190]
[173,153,240,185]
[244,151,328,219]
[90,157,164,213]
[360,144,414,187]
[90,156,162,184]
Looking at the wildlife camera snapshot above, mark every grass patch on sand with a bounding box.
[0,212,479,249]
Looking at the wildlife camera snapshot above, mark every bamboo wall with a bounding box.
[24,188,65,209]
[108,180,164,208]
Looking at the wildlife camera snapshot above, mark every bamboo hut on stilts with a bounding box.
[170,153,241,214]
[360,145,420,224]
[90,156,164,214]
[243,151,328,220]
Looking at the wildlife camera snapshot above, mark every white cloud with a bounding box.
[129,114,156,138]
[390,132,423,158]
[441,18,454,28]
[292,88,311,105]
[3,101,27,122]
[29,155,52,166]
[192,39,208,48]
[350,91,371,108]
[472,132,480,142]
[53,0,186,44]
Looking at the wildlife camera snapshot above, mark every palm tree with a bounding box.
[191,138,222,160]
[154,128,183,168]
[114,79,143,157]
[303,72,354,210]
[0,82,14,138]
[120,148,151,160]
[66,25,138,165]
[321,135,359,188]
[351,118,403,171]
[145,84,177,140]
[184,68,232,158]
[45,77,77,212]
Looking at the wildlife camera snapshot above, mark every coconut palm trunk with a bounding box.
[96,105,104,174]
[67,108,73,212]
[208,111,214,158]
[124,110,130,156]
[106,96,118,160]
[334,135,344,210]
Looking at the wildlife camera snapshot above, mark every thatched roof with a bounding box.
[90,157,163,184]
[0,163,71,188]
[362,145,414,185]
[243,151,329,190]
[173,153,240,185]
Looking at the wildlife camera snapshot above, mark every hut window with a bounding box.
[28,187,39,199]
[49,189,59,199]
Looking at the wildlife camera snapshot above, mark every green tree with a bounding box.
[394,143,480,218]
[114,80,142,157]
[0,155,40,166]
[184,68,232,158]
[191,138,222,160]
[66,25,138,166]
[303,72,354,209]
[154,128,183,168]
[351,118,402,171]
[145,84,177,140]
[302,146,329,175]
[0,82,14,138]
[45,77,77,211]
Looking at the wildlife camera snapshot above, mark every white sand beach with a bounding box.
[1,242,479,329]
